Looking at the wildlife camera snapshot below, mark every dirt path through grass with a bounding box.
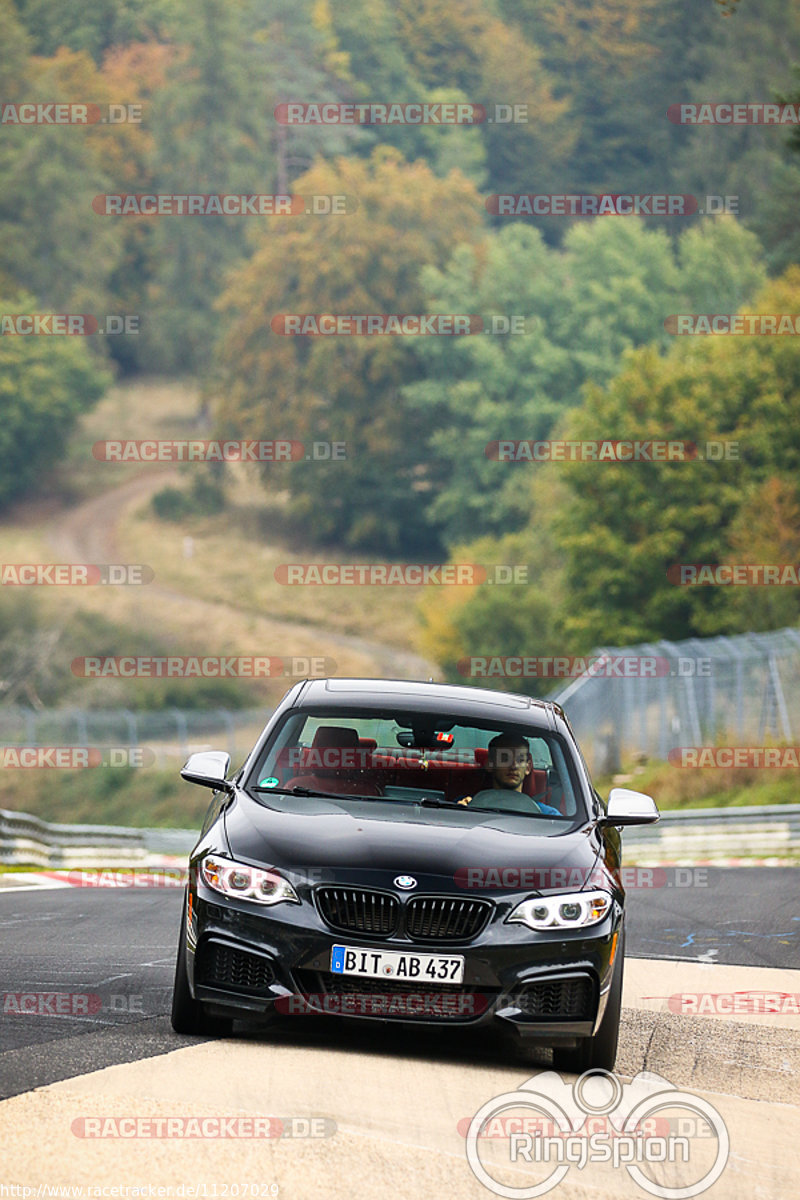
[46,470,438,682]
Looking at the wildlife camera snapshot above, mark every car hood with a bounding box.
[222,791,603,892]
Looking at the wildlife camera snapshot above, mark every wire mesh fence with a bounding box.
[3,625,800,778]
[0,706,270,770]
[548,626,800,774]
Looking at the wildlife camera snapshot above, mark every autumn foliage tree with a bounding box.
[214,147,484,551]
[549,267,800,646]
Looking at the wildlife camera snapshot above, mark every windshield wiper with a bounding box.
[456,803,557,817]
[250,784,387,802]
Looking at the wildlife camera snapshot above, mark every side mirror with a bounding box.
[598,787,660,827]
[180,750,233,792]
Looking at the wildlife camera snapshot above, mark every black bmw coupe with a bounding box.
[171,677,658,1070]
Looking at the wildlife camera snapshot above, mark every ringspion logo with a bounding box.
[464,1070,729,1198]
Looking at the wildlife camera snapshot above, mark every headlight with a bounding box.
[200,855,300,906]
[507,890,612,931]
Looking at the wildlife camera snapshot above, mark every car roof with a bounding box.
[289,677,563,731]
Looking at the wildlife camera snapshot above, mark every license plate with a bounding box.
[330,944,464,984]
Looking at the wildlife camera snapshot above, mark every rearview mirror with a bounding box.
[180,750,233,792]
[599,787,660,827]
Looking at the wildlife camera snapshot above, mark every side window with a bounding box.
[529,737,553,769]
[547,739,578,816]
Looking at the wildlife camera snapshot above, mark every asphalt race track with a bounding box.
[1,870,799,1199]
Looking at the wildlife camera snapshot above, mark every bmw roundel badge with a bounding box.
[394,875,417,890]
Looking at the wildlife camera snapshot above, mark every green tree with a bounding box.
[144,0,275,373]
[550,267,800,645]
[416,524,567,696]
[502,0,691,198]
[214,147,484,551]
[722,477,800,631]
[403,216,765,547]
[391,0,495,95]
[0,36,124,329]
[754,64,800,272]
[671,0,800,244]
[13,0,178,61]
[144,0,355,374]
[0,299,110,509]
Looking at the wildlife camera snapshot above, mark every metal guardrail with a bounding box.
[0,807,151,868]
[620,804,800,861]
[1,805,799,869]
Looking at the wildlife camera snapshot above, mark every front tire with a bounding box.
[170,903,233,1037]
[552,928,624,1074]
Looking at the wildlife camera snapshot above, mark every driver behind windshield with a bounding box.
[457,732,560,815]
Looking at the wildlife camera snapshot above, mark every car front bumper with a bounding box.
[187,884,623,1043]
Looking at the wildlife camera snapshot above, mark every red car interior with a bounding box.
[274,725,557,808]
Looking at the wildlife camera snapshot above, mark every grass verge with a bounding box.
[0,765,207,828]
[597,757,800,810]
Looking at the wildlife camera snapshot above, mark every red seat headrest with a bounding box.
[311,725,360,750]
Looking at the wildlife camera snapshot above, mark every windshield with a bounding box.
[245,707,584,821]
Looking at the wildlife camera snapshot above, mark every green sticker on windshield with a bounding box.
[259,776,279,788]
